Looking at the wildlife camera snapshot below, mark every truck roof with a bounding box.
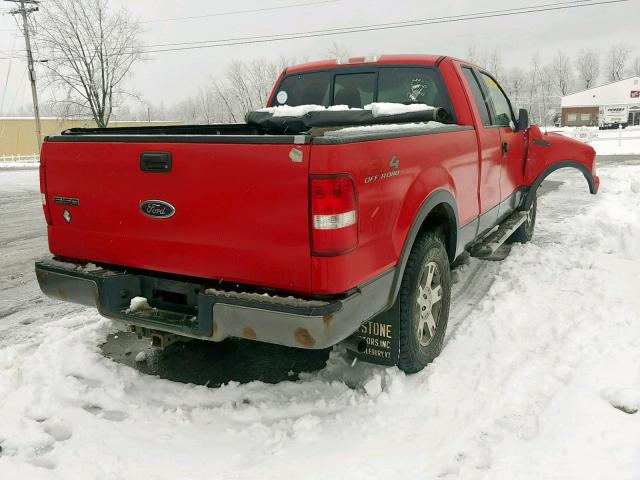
[285,54,447,75]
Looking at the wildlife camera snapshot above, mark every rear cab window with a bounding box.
[333,73,375,108]
[271,65,456,122]
[275,71,332,106]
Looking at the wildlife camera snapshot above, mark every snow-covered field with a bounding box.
[1,165,639,479]
[552,125,640,155]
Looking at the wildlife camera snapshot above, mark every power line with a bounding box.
[137,0,609,50]
[141,0,340,24]
[136,0,632,54]
[8,0,632,62]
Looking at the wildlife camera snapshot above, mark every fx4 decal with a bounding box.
[364,155,401,184]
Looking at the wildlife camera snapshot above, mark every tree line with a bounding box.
[130,43,639,127]
[466,44,640,125]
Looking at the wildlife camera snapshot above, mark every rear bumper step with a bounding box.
[34,259,393,350]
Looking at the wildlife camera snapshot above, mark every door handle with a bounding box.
[140,152,172,173]
[501,142,509,156]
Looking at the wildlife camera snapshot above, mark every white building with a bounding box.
[560,76,640,127]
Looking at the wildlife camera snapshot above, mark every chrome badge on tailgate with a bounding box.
[140,200,175,219]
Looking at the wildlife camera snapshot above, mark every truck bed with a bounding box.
[41,113,465,296]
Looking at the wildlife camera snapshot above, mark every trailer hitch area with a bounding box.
[340,334,367,354]
[150,331,191,351]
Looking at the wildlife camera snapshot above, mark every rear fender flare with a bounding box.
[388,189,458,307]
[523,160,598,211]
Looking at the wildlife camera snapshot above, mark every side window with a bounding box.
[480,73,514,127]
[462,67,491,126]
[333,73,375,108]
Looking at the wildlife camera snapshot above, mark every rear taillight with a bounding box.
[310,175,358,256]
[39,162,52,226]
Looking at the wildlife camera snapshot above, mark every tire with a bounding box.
[397,230,451,374]
[509,196,537,244]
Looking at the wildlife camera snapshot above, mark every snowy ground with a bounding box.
[551,125,640,155]
[1,164,639,479]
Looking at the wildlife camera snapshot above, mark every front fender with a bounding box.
[523,127,599,210]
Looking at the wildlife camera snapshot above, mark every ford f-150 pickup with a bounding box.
[35,55,599,373]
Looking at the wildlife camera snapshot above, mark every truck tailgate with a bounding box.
[41,140,312,293]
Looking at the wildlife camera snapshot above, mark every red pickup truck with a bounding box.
[35,55,598,373]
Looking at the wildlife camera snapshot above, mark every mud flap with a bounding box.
[352,302,400,366]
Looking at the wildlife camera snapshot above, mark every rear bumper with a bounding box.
[34,259,394,350]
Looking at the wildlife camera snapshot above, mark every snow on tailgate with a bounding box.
[1,165,640,478]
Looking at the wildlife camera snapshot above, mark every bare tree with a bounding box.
[169,88,225,124]
[463,46,503,80]
[35,0,142,127]
[207,57,296,121]
[326,41,352,60]
[465,45,487,69]
[575,48,600,89]
[551,51,573,95]
[486,49,503,80]
[629,55,640,77]
[605,44,632,82]
[504,67,527,108]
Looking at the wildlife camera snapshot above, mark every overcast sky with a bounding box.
[0,0,638,114]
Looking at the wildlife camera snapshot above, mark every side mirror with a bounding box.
[516,108,530,132]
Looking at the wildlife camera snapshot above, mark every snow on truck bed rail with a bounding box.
[258,102,435,117]
[323,121,449,137]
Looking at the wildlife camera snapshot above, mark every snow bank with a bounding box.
[550,126,640,155]
[0,161,40,169]
[1,165,640,478]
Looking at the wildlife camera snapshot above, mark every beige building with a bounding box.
[0,118,182,156]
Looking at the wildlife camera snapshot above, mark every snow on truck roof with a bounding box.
[284,54,446,74]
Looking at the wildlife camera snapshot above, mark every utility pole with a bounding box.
[5,0,42,150]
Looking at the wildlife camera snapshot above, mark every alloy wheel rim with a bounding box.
[416,261,443,347]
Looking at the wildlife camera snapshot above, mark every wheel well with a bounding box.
[388,192,459,308]
[523,161,597,210]
[416,203,457,261]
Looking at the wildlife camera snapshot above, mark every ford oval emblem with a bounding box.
[140,200,175,219]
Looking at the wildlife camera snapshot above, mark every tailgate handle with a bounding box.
[140,152,172,173]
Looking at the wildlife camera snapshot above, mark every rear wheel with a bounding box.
[397,231,451,373]
[509,197,537,244]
